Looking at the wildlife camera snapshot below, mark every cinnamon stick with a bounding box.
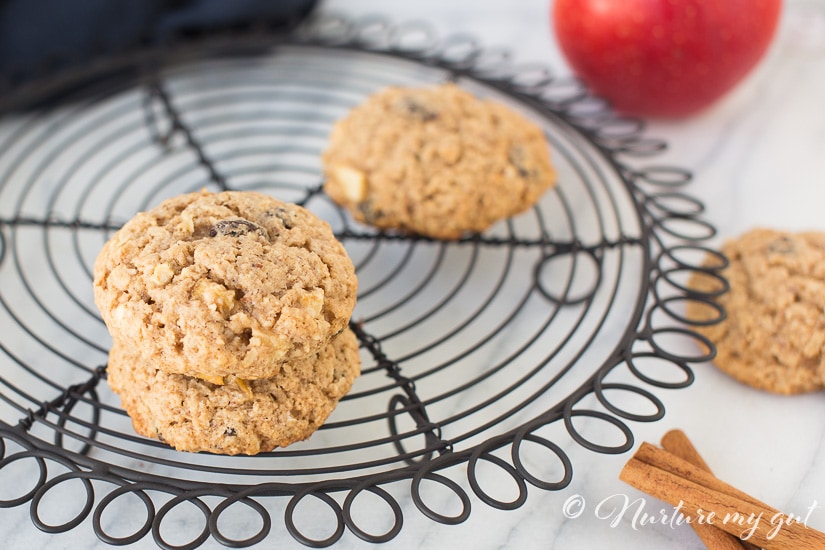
[661,429,712,471]
[661,430,758,550]
[634,443,769,510]
[620,442,825,549]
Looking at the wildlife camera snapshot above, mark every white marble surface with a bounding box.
[4,0,825,548]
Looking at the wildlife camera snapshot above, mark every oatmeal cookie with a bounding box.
[687,228,825,394]
[107,328,360,454]
[93,190,357,380]
[322,83,556,239]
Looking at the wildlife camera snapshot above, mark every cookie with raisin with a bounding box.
[322,84,556,239]
[93,190,357,380]
[687,228,825,394]
[107,328,360,454]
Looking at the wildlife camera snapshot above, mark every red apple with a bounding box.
[552,0,782,118]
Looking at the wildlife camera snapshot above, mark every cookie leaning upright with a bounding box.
[687,228,825,394]
[322,83,556,240]
[93,190,358,381]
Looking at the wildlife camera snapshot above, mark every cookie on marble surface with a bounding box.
[322,83,556,240]
[687,228,825,394]
[106,328,360,455]
[93,190,357,380]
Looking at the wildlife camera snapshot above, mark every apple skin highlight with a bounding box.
[553,0,782,118]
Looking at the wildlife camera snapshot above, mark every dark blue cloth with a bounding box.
[0,0,317,81]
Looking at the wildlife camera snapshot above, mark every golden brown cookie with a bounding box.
[322,83,556,239]
[93,190,358,380]
[687,228,825,394]
[107,328,360,455]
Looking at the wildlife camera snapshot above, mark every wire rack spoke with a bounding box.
[0,215,124,232]
[143,81,231,191]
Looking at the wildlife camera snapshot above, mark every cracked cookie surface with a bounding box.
[93,190,357,380]
[107,328,360,454]
[322,83,556,239]
[687,228,825,394]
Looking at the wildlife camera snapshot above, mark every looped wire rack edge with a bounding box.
[0,13,726,548]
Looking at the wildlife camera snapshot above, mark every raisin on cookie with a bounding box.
[93,190,358,380]
[687,228,825,394]
[322,83,557,240]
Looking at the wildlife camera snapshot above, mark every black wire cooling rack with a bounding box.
[0,14,727,549]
